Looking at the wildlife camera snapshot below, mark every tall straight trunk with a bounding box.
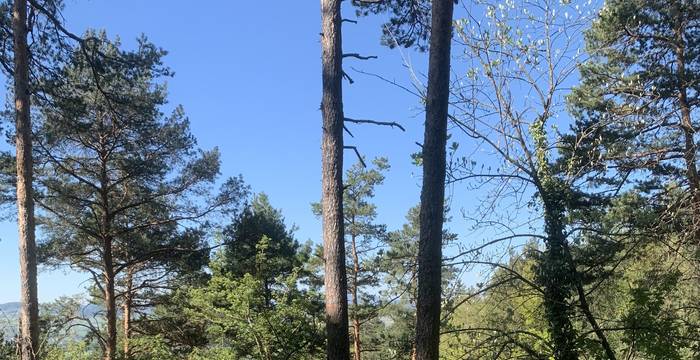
[99,160,117,360]
[414,1,454,360]
[350,233,361,360]
[103,239,117,360]
[320,0,350,359]
[123,268,134,360]
[12,1,39,359]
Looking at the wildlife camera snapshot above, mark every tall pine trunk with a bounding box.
[350,233,361,360]
[123,268,134,360]
[320,0,350,359]
[12,1,39,359]
[99,160,117,360]
[414,1,454,359]
[103,239,117,360]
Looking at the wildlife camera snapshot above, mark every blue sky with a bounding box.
[0,0,437,303]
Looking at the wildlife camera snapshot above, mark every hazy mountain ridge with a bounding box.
[0,301,102,340]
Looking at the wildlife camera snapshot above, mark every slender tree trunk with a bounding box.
[350,233,361,360]
[123,268,134,360]
[572,274,616,360]
[674,28,700,216]
[99,158,117,360]
[414,1,454,359]
[320,0,349,359]
[103,239,117,360]
[12,1,39,359]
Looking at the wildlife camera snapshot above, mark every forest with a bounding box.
[0,0,699,359]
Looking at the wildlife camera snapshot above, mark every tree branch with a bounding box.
[343,146,366,167]
[343,53,378,60]
[344,117,406,131]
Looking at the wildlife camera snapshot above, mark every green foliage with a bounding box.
[128,335,178,360]
[568,0,700,193]
[442,246,549,359]
[186,256,324,359]
[0,332,15,360]
[43,341,96,360]
[132,288,209,356]
[622,269,684,360]
[167,194,326,359]
[7,1,700,360]
[187,347,239,360]
[222,193,305,290]
[351,0,432,50]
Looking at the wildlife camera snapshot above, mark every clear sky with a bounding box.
[0,0,441,303]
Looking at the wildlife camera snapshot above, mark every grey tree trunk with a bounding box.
[99,159,117,360]
[12,1,39,359]
[123,268,134,360]
[320,0,350,359]
[414,1,454,360]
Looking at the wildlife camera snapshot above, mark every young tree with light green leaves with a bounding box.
[185,194,324,360]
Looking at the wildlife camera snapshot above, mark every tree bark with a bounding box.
[103,239,117,360]
[320,0,350,359]
[414,1,454,360]
[674,24,700,218]
[572,272,616,360]
[350,233,361,360]
[12,1,39,359]
[99,158,117,360]
[123,267,134,360]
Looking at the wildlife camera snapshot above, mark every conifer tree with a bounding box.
[10,1,38,358]
[36,33,244,360]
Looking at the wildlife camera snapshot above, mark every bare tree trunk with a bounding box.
[12,1,39,359]
[123,268,134,360]
[350,233,361,360]
[572,274,615,360]
[103,239,117,360]
[99,160,117,360]
[414,1,454,359]
[320,0,350,359]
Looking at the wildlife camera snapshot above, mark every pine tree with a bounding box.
[343,159,388,360]
[569,0,700,244]
[10,1,38,358]
[35,33,244,360]
[222,193,304,296]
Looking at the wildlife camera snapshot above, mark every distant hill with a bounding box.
[0,301,103,340]
[0,302,19,339]
[0,302,19,315]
